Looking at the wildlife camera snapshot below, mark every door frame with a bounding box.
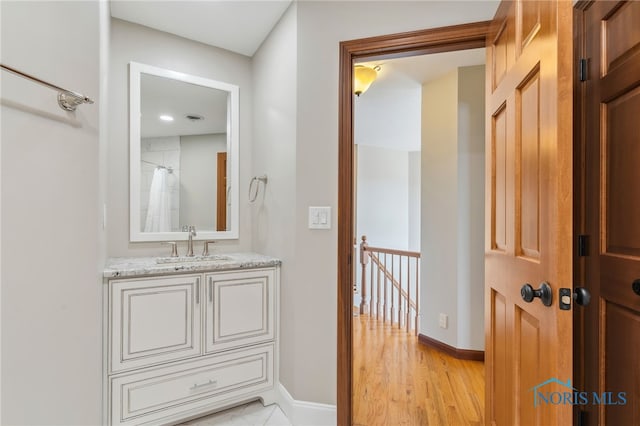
[337,21,490,425]
[572,0,589,401]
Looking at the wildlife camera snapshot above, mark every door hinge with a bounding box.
[579,58,588,82]
[578,234,589,257]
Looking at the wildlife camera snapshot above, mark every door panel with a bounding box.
[602,1,640,74]
[604,86,640,256]
[582,1,640,425]
[492,104,508,252]
[517,69,541,260]
[110,275,202,373]
[604,302,640,425]
[490,290,509,426]
[204,269,275,353]
[515,306,541,424]
[486,1,573,425]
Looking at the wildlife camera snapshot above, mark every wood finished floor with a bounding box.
[353,314,485,426]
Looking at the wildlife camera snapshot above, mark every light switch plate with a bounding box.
[309,206,331,229]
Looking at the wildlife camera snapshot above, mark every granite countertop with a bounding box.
[104,252,281,278]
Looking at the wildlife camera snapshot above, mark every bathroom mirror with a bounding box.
[129,62,239,241]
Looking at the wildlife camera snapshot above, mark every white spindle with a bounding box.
[383,253,388,323]
[370,253,374,319]
[376,255,381,320]
[405,257,411,333]
[390,254,395,325]
[399,255,404,329]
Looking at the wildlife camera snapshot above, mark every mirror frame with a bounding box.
[129,62,239,242]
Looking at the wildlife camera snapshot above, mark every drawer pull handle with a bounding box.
[190,379,218,391]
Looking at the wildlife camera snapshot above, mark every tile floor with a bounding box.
[179,401,292,426]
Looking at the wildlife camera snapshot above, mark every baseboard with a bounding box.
[418,334,485,361]
[277,383,337,426]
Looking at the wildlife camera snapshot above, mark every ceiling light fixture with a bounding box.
[159,114,174,122]
[353,65,380,96]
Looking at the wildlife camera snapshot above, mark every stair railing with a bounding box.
[359,235,420,335]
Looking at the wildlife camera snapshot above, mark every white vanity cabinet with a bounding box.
[104,260,279,426]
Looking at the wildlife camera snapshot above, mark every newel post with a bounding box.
[359,235,369,315]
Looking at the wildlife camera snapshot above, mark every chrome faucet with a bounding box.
[186,225,197,257]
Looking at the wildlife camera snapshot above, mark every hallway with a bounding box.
[353,315,484,425]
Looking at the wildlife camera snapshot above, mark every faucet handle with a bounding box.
[163,241,179,257]
[202,241,216,256]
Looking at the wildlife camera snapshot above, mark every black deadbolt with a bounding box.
[521,282,553,306]
[632,279,640,296]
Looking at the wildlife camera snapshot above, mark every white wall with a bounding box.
[356,145,410,250]
[0,1,104,424]
[420,66,485,351]
[354,86,421,151]
[421,69,460,347]
[457,65,485,350]
[250,2,298,403]
[408,151,421,251]
[108,18,252,256]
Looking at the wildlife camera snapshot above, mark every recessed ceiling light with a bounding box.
[159,115,174,122]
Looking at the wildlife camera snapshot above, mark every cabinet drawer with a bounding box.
[205,268,276,353]
[110,344,274,426]
[110,275,202,373]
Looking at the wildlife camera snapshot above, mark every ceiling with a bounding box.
[358,48,486,90]
[355,48,486,152]
[110,0,292,57]
[141,73,229,138]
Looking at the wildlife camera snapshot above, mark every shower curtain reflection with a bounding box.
[144,167,172,232]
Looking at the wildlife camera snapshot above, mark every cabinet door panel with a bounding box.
[205,269,275,353]
[110,275,202,372]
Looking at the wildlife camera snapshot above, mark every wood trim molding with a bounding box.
[418,334,485,362]
[338,21,490,426]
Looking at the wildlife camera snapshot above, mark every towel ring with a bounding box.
[248,175,268,202]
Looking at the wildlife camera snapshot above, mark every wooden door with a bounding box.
[485,1,573,425]
[579,1,640,424]
[216,152,227,231]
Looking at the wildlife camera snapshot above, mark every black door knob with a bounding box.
[573,287,591,306]
[632,279,640,296]
[521,282,553,306]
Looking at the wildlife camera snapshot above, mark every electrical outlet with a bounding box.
[438,313,448,329]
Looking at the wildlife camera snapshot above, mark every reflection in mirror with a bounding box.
[130,62,239,242]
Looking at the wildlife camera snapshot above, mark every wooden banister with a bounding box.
[364,245,420,258]
[369,253,416,310]
[359,236,420,335]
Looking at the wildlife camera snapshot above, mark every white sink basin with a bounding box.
[155,254,232,264]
